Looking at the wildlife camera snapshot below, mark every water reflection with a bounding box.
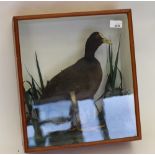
[27,94,137,147]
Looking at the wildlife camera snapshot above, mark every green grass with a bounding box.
[97,40,123,100]
[24,52,45,124]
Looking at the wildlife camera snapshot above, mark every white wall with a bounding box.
[0,1,154,153]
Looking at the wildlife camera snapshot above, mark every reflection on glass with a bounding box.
[27,94,136,147]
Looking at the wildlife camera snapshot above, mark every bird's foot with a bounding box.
[70,125,82,132]
[70,127,78,131]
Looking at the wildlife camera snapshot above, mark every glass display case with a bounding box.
[13,9,141,153]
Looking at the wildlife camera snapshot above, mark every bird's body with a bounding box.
[39,32,111,104]
[41,58,102,102]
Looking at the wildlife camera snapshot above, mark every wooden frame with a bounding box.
[13,9,141,153]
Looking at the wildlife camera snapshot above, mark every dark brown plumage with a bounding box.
[40,32,111,103]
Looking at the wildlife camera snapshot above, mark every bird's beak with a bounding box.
[102,37,112,45]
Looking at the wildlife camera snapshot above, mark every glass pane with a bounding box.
[19,13,137,148]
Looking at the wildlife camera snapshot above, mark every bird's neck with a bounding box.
[85,46,98,61]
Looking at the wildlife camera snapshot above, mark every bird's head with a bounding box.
[85,32,112,61]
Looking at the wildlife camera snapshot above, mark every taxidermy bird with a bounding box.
[38,32,111,130]
[40,32,112,103]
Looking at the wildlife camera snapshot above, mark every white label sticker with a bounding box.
[110,20,122,28]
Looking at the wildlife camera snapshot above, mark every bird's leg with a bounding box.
[94,99,104,118]
[69,91,81,130]
[94,99,110,140]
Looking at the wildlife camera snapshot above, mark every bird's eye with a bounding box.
[96,34,101,39]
